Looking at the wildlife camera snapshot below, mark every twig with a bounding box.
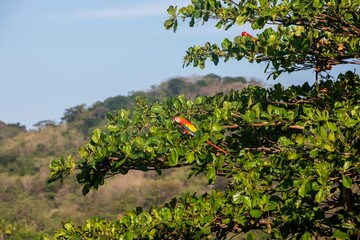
[243,147,281,153]
[225,0,239,6]
[288,125,305,130]
[269,100,312,105]
[252,121,305,130]
[223,124,239,129]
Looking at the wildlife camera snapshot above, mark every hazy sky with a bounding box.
[0,1,358,129]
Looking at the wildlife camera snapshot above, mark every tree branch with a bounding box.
[224,0,239,6]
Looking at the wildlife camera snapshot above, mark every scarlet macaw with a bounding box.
[241,31,257,42]
[173,116,229,155]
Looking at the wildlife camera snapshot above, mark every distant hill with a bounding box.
[58,74,262,135]
[0,74,262,238]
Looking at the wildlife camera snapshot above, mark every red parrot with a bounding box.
[241,31,257,42]
[173,116,229,155]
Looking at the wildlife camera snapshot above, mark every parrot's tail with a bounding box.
[206,140,229,155]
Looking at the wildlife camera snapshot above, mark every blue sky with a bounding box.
[0,1,358,129]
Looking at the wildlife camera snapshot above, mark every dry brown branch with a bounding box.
[253,121,304,130]
[269,100,312,105]
[243,147,281,153]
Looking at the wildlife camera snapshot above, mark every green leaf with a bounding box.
[211,53,219,65]
[259,0,268,7]
[211,123,222,132]
[215,20,222,29]
[302,107,314,118]
[208,0,216,8]
[167,6,176,16]
[206,167,216,183]
[287,151,299,160]
[333,230,349,239]
[151,105,163,113]
[242,196,252,208]
[310,149,319,158]
[342,175,352,188]
[342,222,356,229]
[328,131,335,142]
[186,151,195,163]
[232,192,241,204]
[323,144,334,152]
[199,133,209,143]
[166,133,174,145]
[298,181,311,197]
[194,10,202,19]
[63,222,74,231]
[246,232,256,240]
[312,0,323,8]
[343,161,352,171]
[118,109,129,119]
[148,229,156,239]
[265,200,278,211]
[315,188,325,203]
[201,226,211,234]
[268,34,276,45]
[169,148,178,166]
[295,134,304,144]
[148,137,162,145]
[345,119,358,128]
[232,193,252,207]
[278,136,292,147]
[66,155,76,170]
[91,128,101,144]
[82,183,91,195]
[327,122,338,131]
[250,209,262,218]
[173,18,178,32]
[125,231,134,240]
[301,232,311,240]
[236,14,247,25]
[235,216,247,225]
[122,144,131,156]
[115,159,126,168]
[319,126,327,139]
[107,125,119,132]
[221,38,232,50]
[252,17,266,29]
[195,96,203,104]
[164,19,174,30]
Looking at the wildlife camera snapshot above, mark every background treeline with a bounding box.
[61,74,261,136]
[0,74,261,239]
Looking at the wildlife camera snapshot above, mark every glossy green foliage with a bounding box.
[50,71,360,239]
[165,0,360,78]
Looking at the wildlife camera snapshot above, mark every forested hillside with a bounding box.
[0,74,260,238]
[60,74,261,136]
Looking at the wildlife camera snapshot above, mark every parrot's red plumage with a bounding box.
[173,116,229,155]
[241,31,257,42]
[173,116,197,136]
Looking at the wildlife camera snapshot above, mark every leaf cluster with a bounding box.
[165,0,360,79]
[51,71,360,239]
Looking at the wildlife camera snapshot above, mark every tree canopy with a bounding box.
[48,0,360,239]
[165,0,360,79]
[50,71,360,239]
